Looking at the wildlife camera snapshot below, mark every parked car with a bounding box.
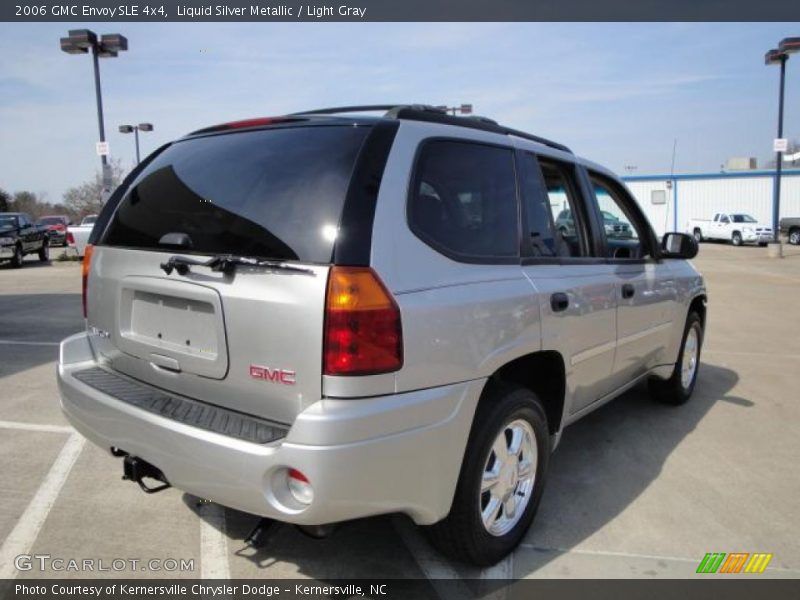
[37,215,70,246]
[555,209,632,239]
[0,212,50,267]
[57,105,706,566]
[687,213,773,246]
[67,219,96,258]
[780,217,800,245]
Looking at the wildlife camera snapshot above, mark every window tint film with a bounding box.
[102,125,371,263]
[538,160,587,258]
[409,141,518,260]
[589,173,650,259]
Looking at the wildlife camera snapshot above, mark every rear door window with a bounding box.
[102,125,371,263]
[408,140,519,261]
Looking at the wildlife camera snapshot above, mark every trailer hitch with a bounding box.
[122,455,171,494]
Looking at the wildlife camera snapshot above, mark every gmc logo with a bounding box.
[249,364,296,385]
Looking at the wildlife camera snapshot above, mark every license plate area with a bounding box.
[117,277,228,379]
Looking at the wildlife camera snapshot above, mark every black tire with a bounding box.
[426,383,550,566]
[789,229,800,245]
[38,243,49,262]
[731,232,742,246]
[758,242,768,247]
[10,244,23,269]
[693,228,703,243]
[649,311,703,405]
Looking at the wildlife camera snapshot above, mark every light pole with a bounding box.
[435,104,473,116]
[765,37,799,245]
[60,29,128,201]
[119,123,154,164]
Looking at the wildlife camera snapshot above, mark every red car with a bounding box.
[37,215,70,246]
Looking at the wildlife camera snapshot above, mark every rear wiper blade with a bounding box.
[160,254,314,276]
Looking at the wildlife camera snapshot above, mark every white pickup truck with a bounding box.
[67,214,97,257]
[687,213,773,247]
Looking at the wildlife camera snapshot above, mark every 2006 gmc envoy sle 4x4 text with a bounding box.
[57,104,706,566]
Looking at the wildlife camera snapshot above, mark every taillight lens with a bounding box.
[82,245,93,318]
[66,232,75,245]
[323,267,402,376]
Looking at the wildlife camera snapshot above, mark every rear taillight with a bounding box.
[323,266,402,376]
[82,245,93,318]
[66,232,75,245]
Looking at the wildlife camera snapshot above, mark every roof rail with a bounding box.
[289,104,573,153]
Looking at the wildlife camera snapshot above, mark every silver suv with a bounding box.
[57,105,706,566]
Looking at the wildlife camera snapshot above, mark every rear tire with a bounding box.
[693,228,703,243]
[649,311,703,405]
[38,243,49,262]
[426,383,550,566]
[731,232,743,246]
[10,245,23,269]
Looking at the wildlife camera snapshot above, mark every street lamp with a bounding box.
[119,123,154,164]
[60,29,128,201]
[765,37,799,245]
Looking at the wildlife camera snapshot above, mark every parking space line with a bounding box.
[0,420,73,434]
[392,516,474,600]
[0,433,85,579]
[0,339,60,347]
[199,503,230,579]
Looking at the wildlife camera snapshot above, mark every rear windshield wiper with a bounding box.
[160,254,315,276]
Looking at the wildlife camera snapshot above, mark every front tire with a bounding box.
[10,245,23,268]
[789,229,800,245]
[649,311,703,405]
[426,384,550,566]
[731,232,743,246]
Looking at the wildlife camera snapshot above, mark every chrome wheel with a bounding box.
[681,326,699,390]
[790,231,800,245]
[479,419,537,537]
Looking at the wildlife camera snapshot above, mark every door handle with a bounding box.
[550,292,569,312]
[621,283,635,299]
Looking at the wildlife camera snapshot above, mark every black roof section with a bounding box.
[187,104,571,153]
[291,105,572,153]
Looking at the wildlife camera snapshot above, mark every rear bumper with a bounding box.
[58,332,483,525]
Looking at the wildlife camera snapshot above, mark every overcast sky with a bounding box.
[1,22,799,204]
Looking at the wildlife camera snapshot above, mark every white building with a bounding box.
[622,169,800,236]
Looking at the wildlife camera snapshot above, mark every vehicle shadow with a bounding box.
[517,361,743,574]
[186,361,741,584]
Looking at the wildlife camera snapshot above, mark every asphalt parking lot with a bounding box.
[1,243,799,587]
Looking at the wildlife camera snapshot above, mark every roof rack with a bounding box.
[291,104,572,154]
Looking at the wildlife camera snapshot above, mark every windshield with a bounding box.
[0,216,17,231]
[601,211,619,222]
[39,217,66,225]
[102,125,371,263]
[731,214,757,223]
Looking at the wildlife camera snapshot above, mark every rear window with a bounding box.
[102,125,371,263]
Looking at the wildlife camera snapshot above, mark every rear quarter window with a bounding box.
[408,140,519,262]
[102,125,371,263]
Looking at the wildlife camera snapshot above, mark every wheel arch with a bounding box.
[480,350,566,436]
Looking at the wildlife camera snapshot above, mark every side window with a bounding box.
[409,140,519,260]
[588,172,651,259]
[535,158,589,258]
[19,215,29,227]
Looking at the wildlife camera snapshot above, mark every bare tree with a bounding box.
[0,188,10,212]
[63,159,127,218]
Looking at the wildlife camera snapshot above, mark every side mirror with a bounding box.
[661,232,698,259]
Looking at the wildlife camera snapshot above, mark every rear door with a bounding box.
[87,124,374,424]
[518,152,619,415]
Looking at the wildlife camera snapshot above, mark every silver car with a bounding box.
[57,105,706,566]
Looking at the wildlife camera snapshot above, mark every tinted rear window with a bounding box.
[102,125,371,263]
